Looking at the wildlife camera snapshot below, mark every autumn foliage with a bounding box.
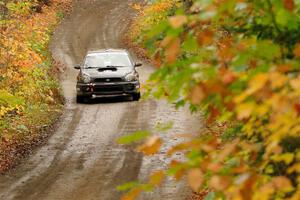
[122,0,300,199]
[0,0,70,172]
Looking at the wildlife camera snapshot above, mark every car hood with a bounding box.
[82,67,133,78]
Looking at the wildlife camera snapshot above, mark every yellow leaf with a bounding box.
[236,102,256,120]
[132,3,141,10]
[256,104,270,116]
[235,74,268,103]
[290,190,300,200]
[272,176,293,192]
[269,72,287,89]
[248,74,269,94]
[287,162,300,173]
[271,153,294,165]
[188,169,203,192]
[255,183,275,200]
[290,76,300,90]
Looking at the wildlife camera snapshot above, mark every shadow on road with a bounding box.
[78,96,135,104]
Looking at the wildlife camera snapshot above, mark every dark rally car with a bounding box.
[74,49,141,103]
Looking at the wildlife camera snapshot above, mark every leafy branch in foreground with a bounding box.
[121,0,300,199]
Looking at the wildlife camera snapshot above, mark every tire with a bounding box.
[76,95,85,103]
[132,93,141,101]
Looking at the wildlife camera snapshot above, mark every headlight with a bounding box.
[125,73,138,82]
[81,73,91,83]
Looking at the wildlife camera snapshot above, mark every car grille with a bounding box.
[94,77,123,83]
[94,85,124,93]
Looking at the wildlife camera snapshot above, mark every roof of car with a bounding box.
[87,49,128,54]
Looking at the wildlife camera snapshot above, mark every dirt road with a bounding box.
[0,1,201,199]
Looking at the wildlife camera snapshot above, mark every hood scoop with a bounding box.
[98,67,118,72]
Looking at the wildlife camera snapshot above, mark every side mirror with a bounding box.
[134,62,142,67]
[74,64,81,70]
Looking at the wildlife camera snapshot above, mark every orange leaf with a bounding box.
[170,160,185,180]
[217,139,239,162]
[169,15,187,29]
[188,169,204,192]
[277,63,292,73]
[283,0,295,11]
[294,103,300,115]
[149,171,165,186]
[137,136,162,155]
[293,43,300,58]
[197,29,214,46]
[153,50,163,68]
[121,188,142,200]
[167,142,191,156]
[272,176,293,191]
[207,105,220,124]
[207,162,222,173]
[217,37,234,62]
[270,72,287,89]
[218,47,234,62]
[188,84,205,105]
[219,69,236,85]
[209,175,231,191]
[165,38,181,64]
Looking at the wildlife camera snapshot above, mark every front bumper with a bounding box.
[76,81,140,98]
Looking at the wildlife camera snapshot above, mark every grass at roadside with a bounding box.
[0,0,71,173]
[124,0,177,60]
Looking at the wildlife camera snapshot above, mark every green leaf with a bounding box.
[146,20,169,39]
[155,121,173,132]
[0,90,24,107]
[255,41,280,60]
[17,124,29,132]
[117,131,150,144]
[182,34,198,52]
[117,181,139,191]
[204,192,216,200]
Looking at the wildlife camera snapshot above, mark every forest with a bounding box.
[0,0,69,171]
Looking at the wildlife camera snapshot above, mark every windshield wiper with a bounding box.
[84,66,104,69]
[105,65,126,68]
[98,66,118,72]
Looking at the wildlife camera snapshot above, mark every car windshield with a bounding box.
[84,52,132,68]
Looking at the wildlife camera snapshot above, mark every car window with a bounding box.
[84,52,132,68]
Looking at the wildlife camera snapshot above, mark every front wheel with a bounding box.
[132,93,141,101]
